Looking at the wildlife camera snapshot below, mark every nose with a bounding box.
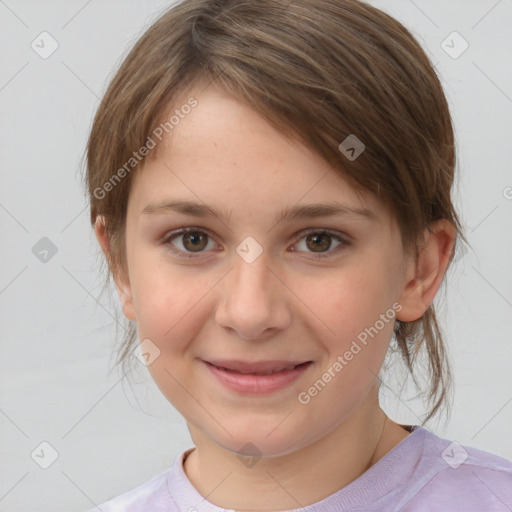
[215,251,292,340]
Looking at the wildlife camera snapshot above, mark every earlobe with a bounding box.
[94,216,137,322]
[396,219,456,322]
[117,284,137,322]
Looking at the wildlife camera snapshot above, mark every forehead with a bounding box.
[128,84,390,227]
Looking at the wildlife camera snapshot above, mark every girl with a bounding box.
[85,0,512,510]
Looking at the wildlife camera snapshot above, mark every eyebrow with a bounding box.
[141,199,377,223]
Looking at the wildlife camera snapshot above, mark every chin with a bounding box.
[211,422,313,460]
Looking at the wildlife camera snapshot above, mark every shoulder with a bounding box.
[85,467,175,512]
[402,427,512,511]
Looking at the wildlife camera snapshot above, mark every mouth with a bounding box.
[201,359,314,394]
[203,360,313,375]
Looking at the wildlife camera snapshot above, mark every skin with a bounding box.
[95,82,456,510]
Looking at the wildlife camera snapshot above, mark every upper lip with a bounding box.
[203,359,312,374]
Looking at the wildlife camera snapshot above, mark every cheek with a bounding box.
[297,273,397,415]
[297,260,397,337]
[129,253,213,349]
[297,263,400,395]
[133,267,212,409]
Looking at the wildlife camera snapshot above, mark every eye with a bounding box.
[163,228,217,258]
[163,227,350,259]
[291,229,349,259]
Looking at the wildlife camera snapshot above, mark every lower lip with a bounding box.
[202,361,313,394]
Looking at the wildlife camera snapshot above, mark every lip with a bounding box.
[201,359,313,394]
[204,359,310,374]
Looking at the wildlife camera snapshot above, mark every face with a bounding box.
[116,83,409,458]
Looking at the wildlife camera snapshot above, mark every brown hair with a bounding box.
[84,0,465,425]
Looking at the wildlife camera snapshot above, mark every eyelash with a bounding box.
[162,227,350,260]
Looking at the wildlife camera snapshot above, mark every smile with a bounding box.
[201,360,313,394]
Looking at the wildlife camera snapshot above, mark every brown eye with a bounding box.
[305,233,332,252]
[164,228,216,258]
[292,229,348,259]
[182,231,208,252]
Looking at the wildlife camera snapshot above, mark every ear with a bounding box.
[94,216,137,322]
[396,219,456,322]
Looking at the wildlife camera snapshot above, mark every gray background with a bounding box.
[0,0,511,510]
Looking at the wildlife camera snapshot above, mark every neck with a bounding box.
[183,391,409,510]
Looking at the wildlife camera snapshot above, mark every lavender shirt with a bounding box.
[88,425,512,511]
